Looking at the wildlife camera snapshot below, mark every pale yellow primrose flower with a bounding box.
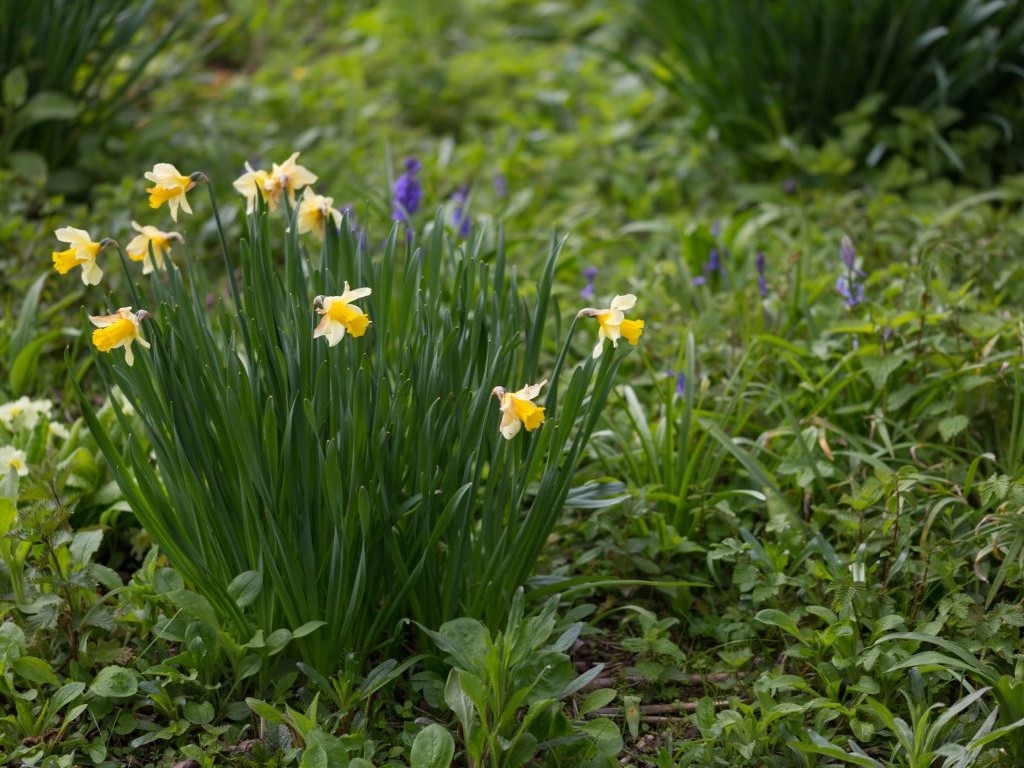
[578,293,645,359]
[144,163,198,221]
[313,283,372,345]
[492,380,547,440]
[126,221,182,274]
[0,445,29,477]
[89,307,151,366]
[0,396,53,432]
[297,187,342,241]
[51,226,104,286]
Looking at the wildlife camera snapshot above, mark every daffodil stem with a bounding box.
[109,241,142,310]
[203,178,253,356]
[543,314,581,414]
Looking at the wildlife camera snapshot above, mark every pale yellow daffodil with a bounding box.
[266,151,318,209]
[144,163,199,221]
[313,283,372,345]
[491,380,547,439]
[89,307,151,366]
[51,226,105,286]
[232,161,272,214]
[297,187,342,240]
[126,221,182,274]
[578,293,645,359]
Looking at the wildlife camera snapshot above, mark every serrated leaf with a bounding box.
[938,414,969,442]
[860,354,905,391]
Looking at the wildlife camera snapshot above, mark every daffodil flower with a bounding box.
[51,226,105,285]
[144,163,200,221]
[126,221,182,274]
[232,161,272,214]
[492,380,547,439]
[89,307,151,366]
[313,283,372,345]
[578,293,645,359]
[266,151,318,209]
[0,445,29,477]
[297,187,342,240]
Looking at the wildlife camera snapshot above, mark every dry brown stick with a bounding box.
[591,699,730,717]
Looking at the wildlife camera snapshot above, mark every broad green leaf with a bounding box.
[12,656,59,686]
[579,687,616,716]
[228,570,263,609]
[3,66,27,108]
[89,666,139,698]
[70,530,104,566]
[410,723,455,768]
[443,669,476,736]
[19,91,80,125]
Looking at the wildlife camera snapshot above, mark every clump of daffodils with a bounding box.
[578,294,645,359]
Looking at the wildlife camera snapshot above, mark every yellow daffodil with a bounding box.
[51,226,105,285]
[89,307,151,366]
[313,283,372,345]
[144,163,199,221]
[297,187,342,240]
[232,161,272,214]
[126,221,182,274]
[578,293,645,359]
[492,380,547,439]
[0,446,29,477]
[265,151,318,209]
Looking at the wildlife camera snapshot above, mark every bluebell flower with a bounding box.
[783,177,797,195]
[392,157,422,223]
[493,173,507,198]
[671,370,686,398]
[755,251,768,298]
[580,266,598,300]
[836,236,866,308]
[450,185,471,237]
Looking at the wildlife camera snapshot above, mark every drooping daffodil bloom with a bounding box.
[313,283,372,345]
[51,226,105,286]
[144,163,200,221]
[89,307,151,366]
[492,380,547,440]
[0,445,29,477]
[126,221,182,274]
[297,187,342,241]
[578,293,645,359]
